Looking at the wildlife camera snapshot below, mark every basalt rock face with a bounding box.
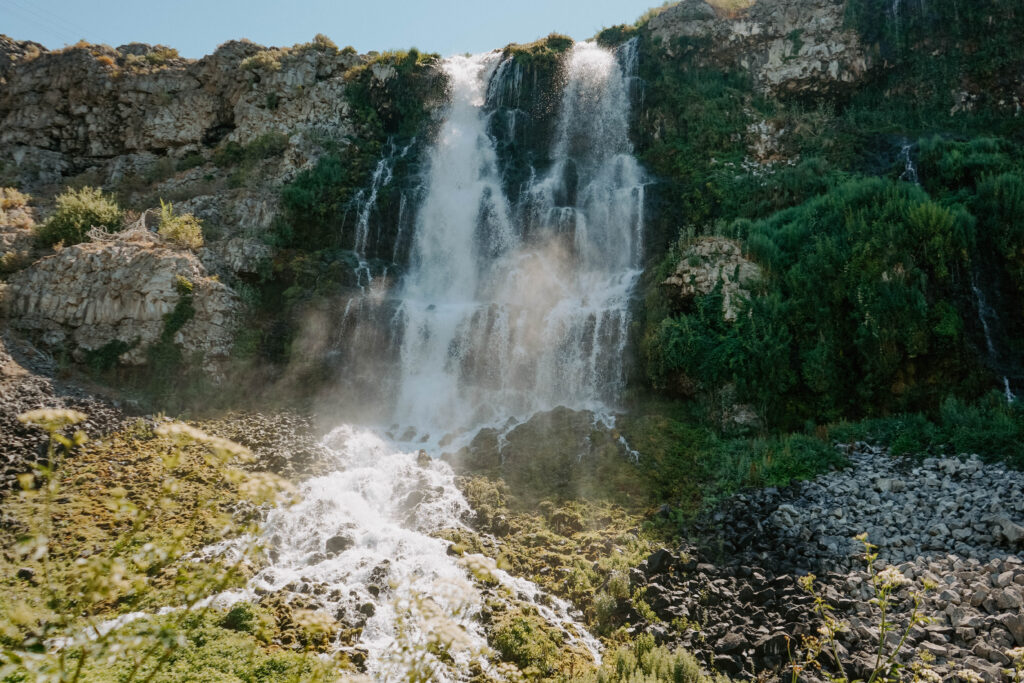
[0,37,359,184]
[0,227,240,368]
[644,0,872,97]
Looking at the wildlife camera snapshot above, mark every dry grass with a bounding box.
[708,0,756,18]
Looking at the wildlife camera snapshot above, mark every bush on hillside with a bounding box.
[157,199,204,249]
[35,186,122,247]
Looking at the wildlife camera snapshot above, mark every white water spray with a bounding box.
[898,140,918,184]
[394,42,646,434]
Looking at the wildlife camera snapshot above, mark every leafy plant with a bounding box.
[35,186,122,247]
[157,199,203,249]
[790,535,934,682]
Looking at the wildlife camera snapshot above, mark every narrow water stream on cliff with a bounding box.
[244,40,645,679]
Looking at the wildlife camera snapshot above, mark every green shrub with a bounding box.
[0,186,29,211]
[503,33,574,68]
[35,186,122,247]
[220,601,273,642]
[275,151,378,247]
[491,611,562,674]
[830,393,1024,467]
[594,24,638,47]
[583,633,723,683]
[157,199,204,249]
[296,33,337,52]
[84,339,133,373]
[144,46,179,65]
[240,49,283,71]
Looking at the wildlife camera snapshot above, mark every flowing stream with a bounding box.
[244,40,645,679]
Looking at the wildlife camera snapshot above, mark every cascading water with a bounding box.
[393,41,646,434]
[970,271,1016,403]
[897,139,918,184]
[233,40,643,679]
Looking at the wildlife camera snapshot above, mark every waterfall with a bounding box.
[347,138,417,288]
[234,41,643,678]
[898,139,918,184]
[393,42,646,435]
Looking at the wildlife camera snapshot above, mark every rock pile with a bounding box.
[626,547,823,677]
[626,446,1024,680]
[631,545,1024,681]
[700,445,1024,573]
[200,412,335,481]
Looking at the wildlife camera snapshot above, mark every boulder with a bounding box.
[662,237,761,322]
[325,534,354,554]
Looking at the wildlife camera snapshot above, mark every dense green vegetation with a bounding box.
[633,0,1024,462]
[502,33,573,68]
[619,413,845,516]
[157,198,204,249]
[584,633,727,683]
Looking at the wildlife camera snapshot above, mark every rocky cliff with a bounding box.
[0,36,358,185]
[645,0,871,96]
[1,0,1018,402]
[1,222,240,369]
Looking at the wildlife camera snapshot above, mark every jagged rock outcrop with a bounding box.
[0,225,240,368]
[663,236,761,322]
[0,37,359,171]
[644,0,872,96]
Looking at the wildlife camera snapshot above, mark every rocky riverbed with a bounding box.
[3,337,1023,681]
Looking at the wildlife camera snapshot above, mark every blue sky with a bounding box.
[2,0,662,58]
